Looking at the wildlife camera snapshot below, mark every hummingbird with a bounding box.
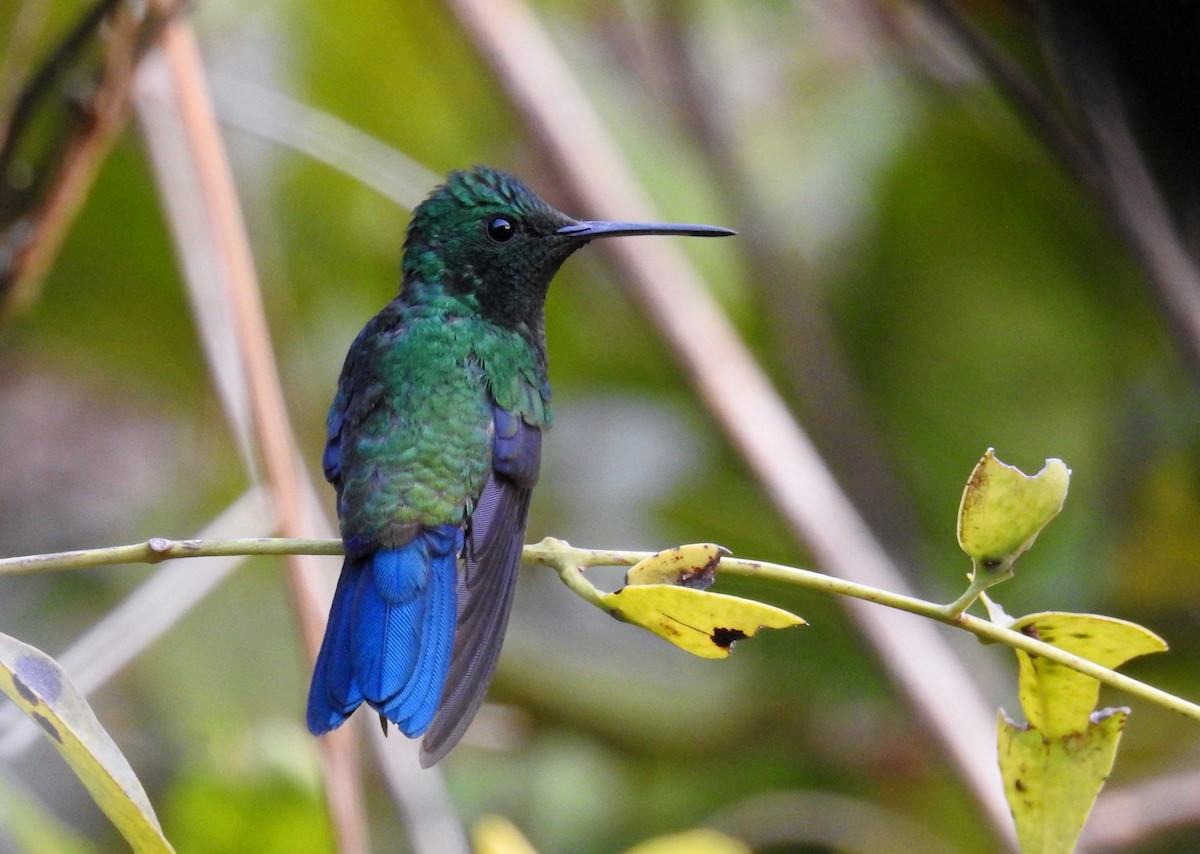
[306,165,734,766]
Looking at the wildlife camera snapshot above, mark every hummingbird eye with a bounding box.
[485,216,516,243]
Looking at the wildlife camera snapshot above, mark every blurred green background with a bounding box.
[4,1,1200,852]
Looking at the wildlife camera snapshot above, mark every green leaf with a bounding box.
[998,708,1127,854]
[1009,611,1167,737]
[0,631,174,853]
[601,585,805,659]
[624,543,727,588]
[957,449,1070,578]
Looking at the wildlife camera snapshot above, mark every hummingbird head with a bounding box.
[401,166,580,330]
[401,165,735,332]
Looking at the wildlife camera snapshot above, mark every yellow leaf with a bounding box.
[0,631,174,853]
[625,543,727,589]
[472,814,539,854]
[624,828,751,854]
[957,450,1070,576]
[998,708,1126,854]
[1009,612,1167,737]
[602,585,804,659]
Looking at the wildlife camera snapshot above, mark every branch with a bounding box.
[0,536,343,576]
[7,536,1196,725]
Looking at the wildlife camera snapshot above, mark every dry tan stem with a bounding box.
[134,19,368,854]
[448,0,1014,845]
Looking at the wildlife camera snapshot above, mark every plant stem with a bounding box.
[714,554,1200,722]
[5,535,1198,723]
[0,537,343,575]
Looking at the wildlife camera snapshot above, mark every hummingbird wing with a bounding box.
[322,383,348,486]
[321,317,387,511]
[419,404,541,766]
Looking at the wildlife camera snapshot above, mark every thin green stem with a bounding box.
[937,565,1010,620]
[0,537,343,575]
[520,538,625,611]
[5,535,1198,724]
[715,555,1200,722]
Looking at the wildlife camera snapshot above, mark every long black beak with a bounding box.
[557,221,736,239]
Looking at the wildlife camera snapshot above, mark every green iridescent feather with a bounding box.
[307,165,733,764]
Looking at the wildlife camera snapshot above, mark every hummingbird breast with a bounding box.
[333,307,550,552]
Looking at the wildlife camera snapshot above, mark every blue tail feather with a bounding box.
[381,546,456,732]
[306,556,367,734]
[306,526,460,738]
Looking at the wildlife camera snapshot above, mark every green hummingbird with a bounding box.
[307,165,734,765]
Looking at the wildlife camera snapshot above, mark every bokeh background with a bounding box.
[4,2,1200,852]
